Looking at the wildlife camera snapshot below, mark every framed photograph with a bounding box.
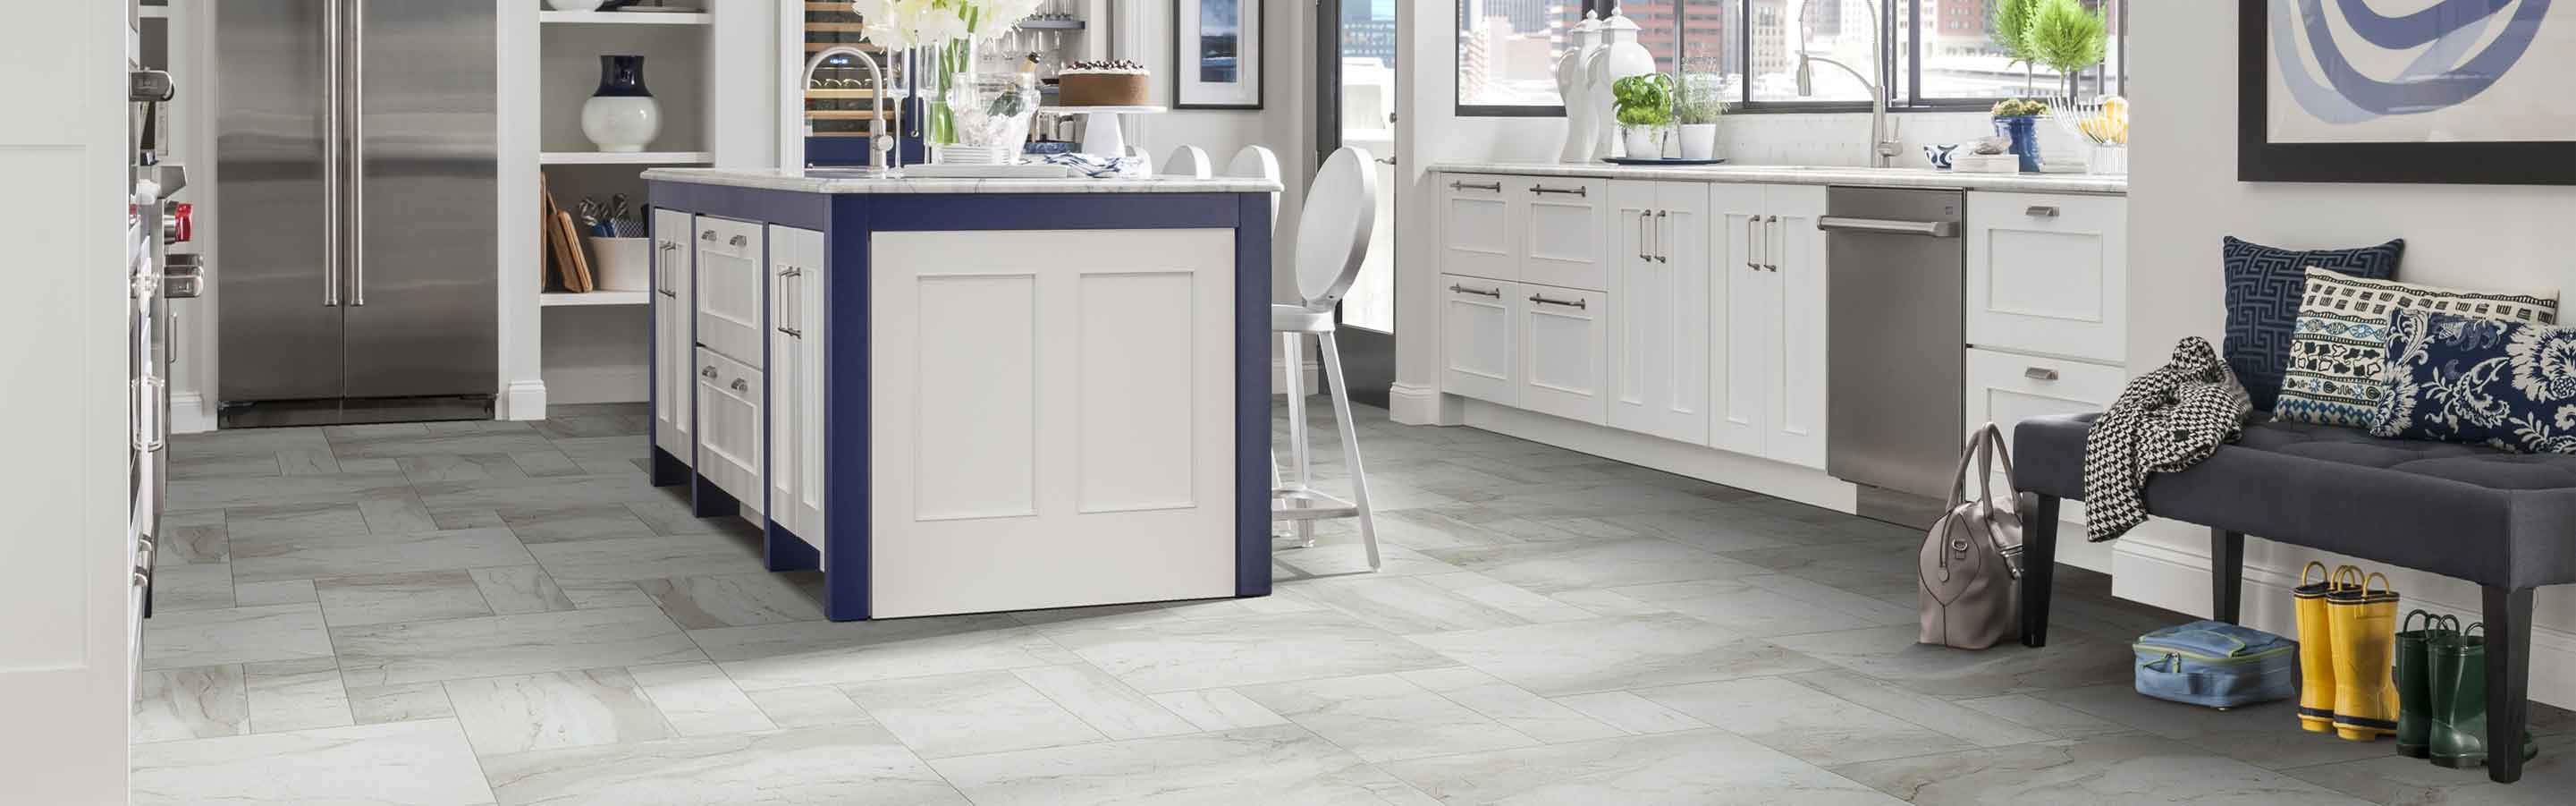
[2240,0,2575,184]
[1175,0,1262,109]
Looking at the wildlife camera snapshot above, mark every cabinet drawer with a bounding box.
[1439,174,1516,282]
[1440,274,1517,405]
[696,347,764,509]
[1964,347,2122,523]
[1966,193,2125,363]
[1516,176,1610,292]
[1517,282,1609,425]
[696,216,763,260]
[695,216,767,367]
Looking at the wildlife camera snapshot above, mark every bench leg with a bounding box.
[2210,529,2244,624]
[2021,495,2060,648]
[2482,585,2533,784]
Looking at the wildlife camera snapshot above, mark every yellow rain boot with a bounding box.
[2293,562,2344,734]
[2326,569,2401,741]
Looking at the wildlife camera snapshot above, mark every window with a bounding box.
[1457,0,2128,115]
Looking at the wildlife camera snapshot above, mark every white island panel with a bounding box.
[871,230,1240,618]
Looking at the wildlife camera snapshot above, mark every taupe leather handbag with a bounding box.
[1919,423,2030,649]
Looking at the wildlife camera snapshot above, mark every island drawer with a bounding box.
[694,346,764,512]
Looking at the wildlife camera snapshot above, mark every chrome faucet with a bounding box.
[1795,0,1895,168]
[801,45,898,171]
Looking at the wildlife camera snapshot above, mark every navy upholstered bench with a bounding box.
[2013,412,2576,784]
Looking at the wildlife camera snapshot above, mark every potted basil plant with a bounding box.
[1611,73,1676,159]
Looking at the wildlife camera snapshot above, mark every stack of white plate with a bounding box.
[937,145,1018,165]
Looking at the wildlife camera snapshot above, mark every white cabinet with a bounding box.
[694,216,766,367]
[1440,176,1516,281]
[1710,182,1828,470]
[1607,181,1710,445]
[1440,274,1517,404]
[1517,283,1610,424]
[765,225,827,543]
[695,347,764,512]
[652,208,695,460]
[1966,192,2126,363]
[1964,347,2124,520]
[1516,176,1610,292]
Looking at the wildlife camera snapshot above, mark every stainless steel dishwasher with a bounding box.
[1822,186,1965,501]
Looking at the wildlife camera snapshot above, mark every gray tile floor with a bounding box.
[132,402,2572,805]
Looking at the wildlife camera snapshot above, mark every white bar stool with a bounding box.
[1161,145,1212,179]
[1273,147,1381,570]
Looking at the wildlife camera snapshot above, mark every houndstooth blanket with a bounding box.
[2082,337,2253,542]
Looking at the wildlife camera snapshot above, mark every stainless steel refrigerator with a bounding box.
[216,0,496,427]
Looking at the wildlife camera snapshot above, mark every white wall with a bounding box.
[2118,0,2576,708]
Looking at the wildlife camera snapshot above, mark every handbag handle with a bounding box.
[1945,423,2017,511]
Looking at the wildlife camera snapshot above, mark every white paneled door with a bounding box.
[765,225,826,547]
[869,229,1238,618]
[1608,181,1710,445]
[652,208,695,460]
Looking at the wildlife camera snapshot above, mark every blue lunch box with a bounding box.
[2133,620,2298,709]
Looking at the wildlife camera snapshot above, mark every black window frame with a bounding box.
[1454,0,2128,118]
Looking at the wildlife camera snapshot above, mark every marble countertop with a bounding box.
[640,167,1281,195]
[1432,161,2127,195]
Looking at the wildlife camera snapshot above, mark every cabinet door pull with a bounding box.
[1529,184,1587,197]
[1765,216,1782,272]
[1448,180,1501,192]
[731,378,750,393]
[1746,216,1762,270]
[2025,205,2060,218]
[1528,293,1587,310]
[2023,367,2061,381]
[656,242,680,296]
[1654,210,1669,263]
[702,365,719,379]
[1448,284,1501,298]
[1637,211,1651,261]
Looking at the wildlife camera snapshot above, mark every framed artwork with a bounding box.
[1175,0,1262,109]
[2240,0,2576,184]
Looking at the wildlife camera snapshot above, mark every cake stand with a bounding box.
[1036,105,1167,159]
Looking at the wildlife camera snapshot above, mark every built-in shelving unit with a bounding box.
[540,290,651,307]
[539,11,713,26]
[539,150,714,165]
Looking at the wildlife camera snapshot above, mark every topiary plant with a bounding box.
[1612,73,1677,131]
[1992,0,2042,93]
[2028,0,2108,101]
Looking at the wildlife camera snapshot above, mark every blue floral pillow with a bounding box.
[2372,310,2576,454]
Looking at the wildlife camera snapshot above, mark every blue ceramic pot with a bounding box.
[1994,115,2041,173]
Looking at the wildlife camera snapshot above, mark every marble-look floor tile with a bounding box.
[1383,729,1905,806]
[1398,666,1624,743]
[2031,683,2407,769]
[171,452,285,479]
[561,581,657,609]
[527,533,764,585]
[1788,668,2057,748]
[1829,732,2370,806]
[232,579,317,607]
[697,614,1072,691]
[1287,574,1538,635]
[148,562,236,612]
[167,471,410,513]
[1238,673,1541,762]
[1272,540,1464,579]
[479,725,967,806]
[1149,688,1292,733]
[223,502,371,540]
[1426,539,1762,594]
[1412,571,1601,624]
[142,603,334,670]
[1587,507,1827,552]
[2279,731,2576,806]
[130,718,496,806]
[444,667,676,756]
[498,503,655,543]
[357,488,440,534]
[1951,692,2129,739]
[334,606,704,687]
[1636,676,1970,766]
[316,570,496,627]
[231,526,535,583]
[400,454,531,484]
[1010,663,1198,740]
[131,665,249,743]
[929,724,1417,806]
[348,682,454,725]
[1049,610,1456,693]
[1550,691,1712,735]
[1407,614,1829,697]
[629,661,776,736]
[1609,577,1890,637]
[637,573,824,629]
[331,429,559,459]
[1768,624,2134,699]
[158,509,231,564]
[746,685,876,729]
[510,450,587,478]
[245,658,353,734]
[471,565,577,615]
[842,669,1106,759]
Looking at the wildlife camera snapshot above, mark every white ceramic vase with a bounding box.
[1556,13,1603,164]
[1677,123,1718,160]
[1623,128,1667,160]
[581,55,659,153]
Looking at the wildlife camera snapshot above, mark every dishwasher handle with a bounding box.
[1817,216,1960,238]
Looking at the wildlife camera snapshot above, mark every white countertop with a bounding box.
[640,167,1281,195]
[1432,161,2126,195]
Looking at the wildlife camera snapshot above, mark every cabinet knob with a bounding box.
[729,234,748,247]
[701,231,717,242]
[702,366,719,378]
[2024,367,2061,381]
[731,378,750,393]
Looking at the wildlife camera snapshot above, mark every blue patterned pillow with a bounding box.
[2222,236,2405,411]
[2373,311,2576,454]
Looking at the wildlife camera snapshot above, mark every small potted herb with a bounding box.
[1674,72,1726,161]
[1991,98,2050,173]
[1611,73,1676,160]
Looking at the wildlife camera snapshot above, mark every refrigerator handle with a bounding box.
[346,0,367,307]
[322,0,342,307]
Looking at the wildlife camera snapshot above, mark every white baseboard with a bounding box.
[498,380,547,421]
[2107,520,2576,709]
[1461,399,1858,513]
[545,366,647,407]
[1388,383,1459,426]
[169,392,215,435]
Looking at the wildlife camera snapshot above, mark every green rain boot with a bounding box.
[2428,623,2539,769]
[2392,611,2448,759]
